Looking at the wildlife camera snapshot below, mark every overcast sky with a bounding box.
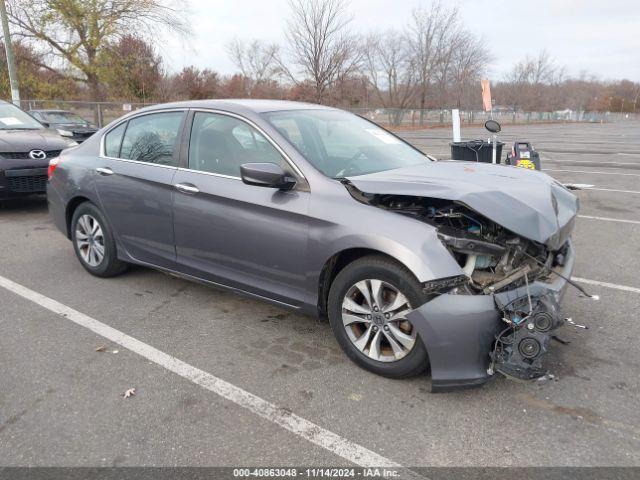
[162,0,640,81]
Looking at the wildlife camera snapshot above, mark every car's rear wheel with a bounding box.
[71,202,128,277]
[327,255,429,378]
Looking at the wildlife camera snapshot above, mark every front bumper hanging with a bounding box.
[407,240,577,392]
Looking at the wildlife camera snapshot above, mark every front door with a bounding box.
[172,111,310,306]
[93,110,186,269]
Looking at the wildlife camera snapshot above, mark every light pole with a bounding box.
[0,0,20,105]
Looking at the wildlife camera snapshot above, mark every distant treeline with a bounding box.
[1,0,638,113]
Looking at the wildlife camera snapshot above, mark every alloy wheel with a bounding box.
[75,214,105,267]
[341,279,417,362]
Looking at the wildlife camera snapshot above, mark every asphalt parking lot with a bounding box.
[1,121,639,469]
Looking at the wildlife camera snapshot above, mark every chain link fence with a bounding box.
[19,99,639,129]
[350,108,638,128]
[19,99,151,128]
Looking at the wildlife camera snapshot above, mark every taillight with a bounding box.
[48,157,60,180]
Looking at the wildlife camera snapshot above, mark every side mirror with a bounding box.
[485,119,501,133]
[240,162,296,190]
[41,121,50,128]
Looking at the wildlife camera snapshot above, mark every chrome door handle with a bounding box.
[96,167,114,176]
[175,183,199,194]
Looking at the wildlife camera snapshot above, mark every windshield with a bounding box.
[262,110,428,178]
[41,111,89,125]
[0,103,44,130]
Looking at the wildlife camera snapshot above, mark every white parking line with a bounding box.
[572,277,640,294]
[541,152,640,159]
[544,169,640,177]
[583,187,640,194]
[558,186,640,195]
[0,274,403,470]
[578,215,640,225]
[546,160,639,166]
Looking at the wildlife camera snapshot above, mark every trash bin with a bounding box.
[450,140,504,164]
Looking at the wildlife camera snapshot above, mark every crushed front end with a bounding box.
[362,194,580,391]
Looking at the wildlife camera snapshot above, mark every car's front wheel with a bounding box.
[327,255,429,378]
[71,202,128,277]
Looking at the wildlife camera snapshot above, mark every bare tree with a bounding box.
[7,0,188,102]
[408,2,459,123]
[531,50,564,85]
[226,38,280,95]
[363,30,416,125]
[503,50,563,111]
[447,33,490,109]
[283,0,361,104]
[431,26,463,108]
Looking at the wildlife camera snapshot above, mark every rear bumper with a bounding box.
[407,240,576,392]
[47,181,69,237]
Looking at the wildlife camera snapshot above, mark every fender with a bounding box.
[316,230,463,284]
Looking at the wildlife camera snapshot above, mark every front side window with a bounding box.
[188,112,286,177]
[119,111,185,166]
[263,110,428,178]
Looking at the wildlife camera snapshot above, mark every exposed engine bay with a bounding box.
[367,194,563,293]
[347,189,577,384]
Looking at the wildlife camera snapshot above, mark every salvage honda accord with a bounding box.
[47,100,580,391]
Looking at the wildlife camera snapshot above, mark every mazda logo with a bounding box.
[29,150,47,160]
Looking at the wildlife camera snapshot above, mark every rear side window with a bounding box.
[104,122,126,157]
[119,111,185,166]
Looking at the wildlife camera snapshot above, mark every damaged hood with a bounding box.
[346,161,579,250]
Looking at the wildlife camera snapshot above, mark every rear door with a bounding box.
[94,110,186,269]
[171,110,310,306]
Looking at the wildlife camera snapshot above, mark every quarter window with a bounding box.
[188,112,286,177]
[119,111,185,166]
[104,122,126,157]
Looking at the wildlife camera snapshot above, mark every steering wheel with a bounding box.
[335,150,366,178]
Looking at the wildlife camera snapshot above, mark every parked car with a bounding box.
[0,101,78,200]
[29,109,97,143]
[47,100,579,391]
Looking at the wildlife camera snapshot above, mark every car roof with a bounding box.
[140,99,337,115]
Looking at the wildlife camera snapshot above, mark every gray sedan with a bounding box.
[47,100,579,391]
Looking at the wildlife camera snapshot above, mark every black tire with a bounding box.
[327,255,430,379]
[70,202,128,277]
